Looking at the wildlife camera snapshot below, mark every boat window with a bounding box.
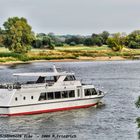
[54,92,61,99]
[47,92,54,100]
[77,89,80,97]
[84,89,92,96]
[31,96,34,99]
[15,97,18,101]
[45,76,57,82]
[64,75,75,81]
[72,75,76,80]
[39,92,47,101]
[38,90,76,101]
[23,96,26,100]
[69,90,75,98]
[54,76,59,82]
[91,88,97,95]
[36,76,45,83]
[61,91,68,98]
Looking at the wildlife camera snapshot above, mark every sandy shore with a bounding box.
[78,56,126,61]
[0,56,127,65]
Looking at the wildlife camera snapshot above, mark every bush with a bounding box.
[107,33,126,51]
[0,52,29,61]
[55,42,64,46]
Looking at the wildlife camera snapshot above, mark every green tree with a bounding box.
[42,36,55,49]
[36,33,46,38]
[33,34,55,49]
[84,38,93,46]
[127,30,140,49]
[65,35,84,45]
[136,96,140,108]
[93,37,103,46]
[32,39,43,48]
[135,96,140,139]
[106,33,126,51]
[100,31,110,44]
[91,33,103,46]
[0,28,4,47]
[3,17,35,53]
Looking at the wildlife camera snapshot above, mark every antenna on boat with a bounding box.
[53,65,58,73]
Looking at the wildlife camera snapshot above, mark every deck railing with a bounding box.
[0,83,21,89]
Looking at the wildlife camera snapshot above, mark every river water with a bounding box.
[0,61,139,140]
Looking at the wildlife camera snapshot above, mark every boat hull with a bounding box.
[0,97,103,116]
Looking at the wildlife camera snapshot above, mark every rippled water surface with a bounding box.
[0,61,140,140]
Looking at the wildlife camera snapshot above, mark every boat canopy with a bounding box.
[13,72,75,77]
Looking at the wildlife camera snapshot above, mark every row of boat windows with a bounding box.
[15,96,34,101]
[84,88,97,96]
[35,75,76,84]
[39,90,75,101]
[14,88,97,101]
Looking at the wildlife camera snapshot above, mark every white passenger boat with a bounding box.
[0,65,104,116]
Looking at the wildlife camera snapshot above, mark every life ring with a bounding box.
[7,84,13,91]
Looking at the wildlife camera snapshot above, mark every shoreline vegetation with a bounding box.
[1,17,140,65]
[0,45,140,65]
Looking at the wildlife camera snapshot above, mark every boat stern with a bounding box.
[0,89,15,115]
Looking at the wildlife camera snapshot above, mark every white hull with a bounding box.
[0,96,103,116]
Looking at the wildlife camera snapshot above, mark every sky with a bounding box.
[0,0,140,35]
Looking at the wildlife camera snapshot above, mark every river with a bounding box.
[0,60,139,140]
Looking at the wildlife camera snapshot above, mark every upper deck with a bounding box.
[13,71,75,77]
[0,65,81,89]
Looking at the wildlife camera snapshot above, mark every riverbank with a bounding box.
[0,46,140,65]
[0,56,127,66]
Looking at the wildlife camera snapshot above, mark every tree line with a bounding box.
[0,17,140,53]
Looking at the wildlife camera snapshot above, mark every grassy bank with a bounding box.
[0,46,140,63]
